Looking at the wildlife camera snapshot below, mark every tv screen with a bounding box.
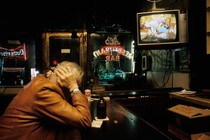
[136,9,187,46]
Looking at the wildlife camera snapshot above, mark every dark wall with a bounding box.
[188,0,206,90]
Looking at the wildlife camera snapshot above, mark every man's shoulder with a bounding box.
[30,74,51,87]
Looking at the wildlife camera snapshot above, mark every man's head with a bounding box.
[48,61,84,87]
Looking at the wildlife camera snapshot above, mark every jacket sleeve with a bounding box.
[33,86,92,128]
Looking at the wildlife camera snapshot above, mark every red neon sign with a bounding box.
[0,43,27,60]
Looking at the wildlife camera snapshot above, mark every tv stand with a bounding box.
[147,0,165,11]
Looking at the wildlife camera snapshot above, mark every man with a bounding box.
[0,61,92,140]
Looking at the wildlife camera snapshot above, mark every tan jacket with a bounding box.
[0,74,92,140]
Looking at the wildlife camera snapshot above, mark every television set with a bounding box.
[136,9,188,46]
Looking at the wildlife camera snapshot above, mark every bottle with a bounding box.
[97,97,107,119]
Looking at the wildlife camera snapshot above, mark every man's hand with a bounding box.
[55,67,79,91]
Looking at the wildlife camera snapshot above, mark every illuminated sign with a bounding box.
[93,36,133,61]
[0,43,27,60]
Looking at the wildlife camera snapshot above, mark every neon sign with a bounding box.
[93,36,133,61]
[0,43,27,60]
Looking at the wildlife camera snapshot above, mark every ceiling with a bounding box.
[0,0,189,32]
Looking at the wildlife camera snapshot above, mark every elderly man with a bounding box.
[0,61,92,140]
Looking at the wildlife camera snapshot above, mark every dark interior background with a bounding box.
[0,0,209,90]
[0,0,189,32]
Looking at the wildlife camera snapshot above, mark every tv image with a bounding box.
[136,9,188,46]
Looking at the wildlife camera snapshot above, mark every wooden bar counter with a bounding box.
[82,97,179,140]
